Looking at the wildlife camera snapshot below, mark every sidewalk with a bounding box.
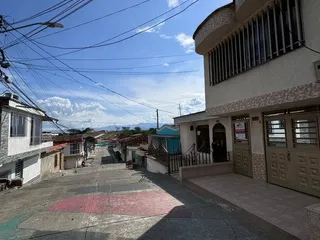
[183,174,320,240]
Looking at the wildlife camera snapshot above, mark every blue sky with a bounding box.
[1,0,230,130]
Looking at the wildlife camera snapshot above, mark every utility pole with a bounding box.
[156,109,159,129]
[179,103,182,116]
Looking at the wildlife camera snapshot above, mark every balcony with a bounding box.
[7,138,53,156]
[193,3,235,55]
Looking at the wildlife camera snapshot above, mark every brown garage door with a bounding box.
[265,111,320,197]
[232,116,253,178]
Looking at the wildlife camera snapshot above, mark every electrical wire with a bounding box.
[33,0,198,50]
[9,54,192,62]
[6,27,178,115]
[18,0,194,59]
[10,58,200,70]
[11,0,73,25]
[34,0,156,40]
[3,0,93,50]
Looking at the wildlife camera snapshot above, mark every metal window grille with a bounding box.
[208,0,303,86]
[70,143,80,154]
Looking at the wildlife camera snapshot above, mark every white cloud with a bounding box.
[163,63,170,67]
[167,0,180,8]
[38,66,205,130]
[159,34,172,39]
[175,33,195,53]
[136,22,165,33]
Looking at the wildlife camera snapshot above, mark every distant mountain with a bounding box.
[94,122,170,131]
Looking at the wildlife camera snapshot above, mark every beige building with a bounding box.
[175,0,320,198]
[40,144,66,180]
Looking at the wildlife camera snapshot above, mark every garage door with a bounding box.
[232,116,253,178]
[265,111,320,197]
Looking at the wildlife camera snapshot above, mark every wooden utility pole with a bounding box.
[156,109,159,129]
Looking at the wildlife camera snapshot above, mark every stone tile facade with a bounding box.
[194,5,235,48]
[0,108,10,162]
[207,82,320,116]
[252,153,266,181]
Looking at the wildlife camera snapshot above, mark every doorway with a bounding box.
[264,110,320,197]
[212,123,227,162]
[232,116,253,177]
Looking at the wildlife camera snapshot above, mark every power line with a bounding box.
[6,23,178,115]
[34,0,198,50]
[20,0,194,59]
[3,0,93,50]
[9,54,192,62]
[10,58,200,70]
[11,0,73,25]
[34,0,156,40]
[13,66,200,75]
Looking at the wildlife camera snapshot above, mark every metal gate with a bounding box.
[232,116,253,177]
[15,160,23,178]
[264,109,320,197]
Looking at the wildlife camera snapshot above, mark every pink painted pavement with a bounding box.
[48,191,191,217]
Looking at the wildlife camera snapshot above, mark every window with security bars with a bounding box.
[10,113,26,137]
[266,120,286,147]
[208,0,303,86]
[70,143,80,154]
[292,119,318,147]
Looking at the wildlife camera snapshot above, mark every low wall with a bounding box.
[180,162,234,181]
[306,203,320,240]
[147,156,168,174]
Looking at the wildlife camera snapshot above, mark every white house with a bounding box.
[175,0,320,198]
[0,93,53,185]
[53,134,84,169]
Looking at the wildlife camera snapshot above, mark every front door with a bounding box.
[232,117,253,177]
[265,112,320,197]
[212,123,227,162]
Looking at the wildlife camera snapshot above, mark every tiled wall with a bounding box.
[252,153,266,181]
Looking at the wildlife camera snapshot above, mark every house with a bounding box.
[147,125,181,174]
[40,143,66,180]
[0,93,53,185]
[174,0,320,199]
[53,135,84,169]
[113,134,148,165]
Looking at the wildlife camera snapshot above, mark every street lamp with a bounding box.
[0,21,64,33]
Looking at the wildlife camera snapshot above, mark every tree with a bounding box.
[134,126,141,133]
[81,127,94,134]
[68,129,81,134]
[148,128,156,134]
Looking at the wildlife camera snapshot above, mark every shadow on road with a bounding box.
[132,169,292,240]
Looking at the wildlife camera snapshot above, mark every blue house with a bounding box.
[149,125,180,154]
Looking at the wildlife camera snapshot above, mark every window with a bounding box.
[10,113,26,137]
[54,154,58,167]
[292,119,318,146]
[30,117,42,145]
[266,120,286,147]
[234,121,249,143]
[208,0,303,86]
[70,143,80,154]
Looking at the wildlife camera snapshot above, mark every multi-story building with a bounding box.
[175,0,320,198]
[0,93,53,184]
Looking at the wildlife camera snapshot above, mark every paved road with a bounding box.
[0,148,276,240]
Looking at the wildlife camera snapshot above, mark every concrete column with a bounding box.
[249,112,266,181]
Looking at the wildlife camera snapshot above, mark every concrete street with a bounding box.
[0,148,277,240]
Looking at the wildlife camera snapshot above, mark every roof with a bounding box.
[116,134,148,146]
[46,143,67,153]
[173,111,206,120]
[53,134,84,143]
[193,2,234,39]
